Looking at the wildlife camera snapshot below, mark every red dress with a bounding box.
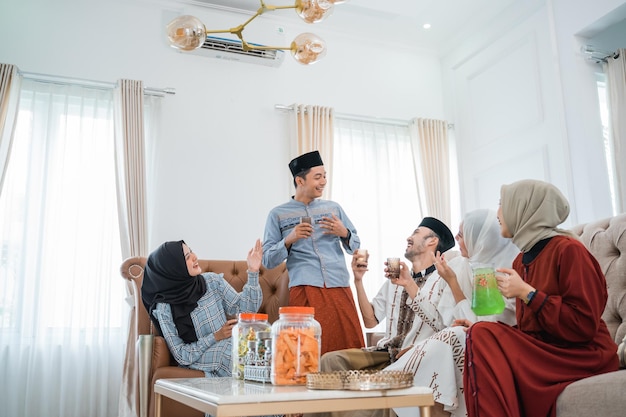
[464,236,618,417]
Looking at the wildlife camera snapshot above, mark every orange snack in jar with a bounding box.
[271,306,321,385]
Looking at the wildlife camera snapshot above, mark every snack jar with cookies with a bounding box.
[231,312,271,380]
[271,306,321,385]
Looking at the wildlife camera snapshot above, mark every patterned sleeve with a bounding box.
[153,303,217,366]
[408,277,449,332]
[222,271,263,317]
[336,203,360,254]
[262,210,289,268]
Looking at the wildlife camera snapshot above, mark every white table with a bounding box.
[154,377,434,417]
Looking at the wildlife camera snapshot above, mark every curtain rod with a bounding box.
[275,104,455,129]
[275,104,410,127]
[581,45,620,63]
[20,71,176,97]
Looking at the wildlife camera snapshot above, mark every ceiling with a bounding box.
[176,0,529,53]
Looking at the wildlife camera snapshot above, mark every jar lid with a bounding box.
[238,312,269,321]
[278,306,315,315]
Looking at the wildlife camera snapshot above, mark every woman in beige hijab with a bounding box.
[463,179,618,417]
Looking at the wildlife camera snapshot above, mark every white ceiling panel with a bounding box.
[169,0,543,53]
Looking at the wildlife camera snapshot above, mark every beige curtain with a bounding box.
[409,118,451,226]
[114,79,149,417]
[292,104,335,198]
[0,63,21,196]
[605,49,626,213]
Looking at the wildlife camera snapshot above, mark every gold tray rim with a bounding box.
[306,370,414,391]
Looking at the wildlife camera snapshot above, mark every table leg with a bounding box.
[155,392,162,417]
[419,405,431,417]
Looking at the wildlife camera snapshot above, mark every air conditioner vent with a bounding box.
[187,36,285,67]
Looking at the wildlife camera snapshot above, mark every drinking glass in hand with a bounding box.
[355,249,368,267]
[386,257,400,279]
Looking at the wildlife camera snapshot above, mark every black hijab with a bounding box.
[141,240,207,343]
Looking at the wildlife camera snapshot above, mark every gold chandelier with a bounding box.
[166,0,347,65]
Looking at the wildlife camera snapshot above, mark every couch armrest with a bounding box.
[137,334,154,417]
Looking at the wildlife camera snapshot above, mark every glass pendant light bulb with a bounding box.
[296,0,335,24]
[291,33,327,65]
[166,15,207,51]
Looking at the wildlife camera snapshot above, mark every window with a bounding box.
[0,80,125,417]
[332,118,422,312]
[596,73,618,215]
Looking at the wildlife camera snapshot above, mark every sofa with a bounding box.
[120,257,289,417]
[120,214,625,417]
[556,213,626,417]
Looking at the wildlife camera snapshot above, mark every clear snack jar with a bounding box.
[271,306,321,385]
[231,312,270,380]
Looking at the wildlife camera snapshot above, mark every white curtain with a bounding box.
[604,49,626,213]
[0,79,125,417]
[332,118,422,315]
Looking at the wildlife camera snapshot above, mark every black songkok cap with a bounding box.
[289,150,324,177]
[419,217,455,252]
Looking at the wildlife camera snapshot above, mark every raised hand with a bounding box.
[247,239,263,273]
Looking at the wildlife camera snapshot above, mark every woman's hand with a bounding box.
[431,251,457,284]
[214,318,238,341]
[246,239,263,273]
[452,318,473,332]
[496,267,534,299]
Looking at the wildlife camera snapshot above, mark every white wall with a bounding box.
[3,0,623,259]
[0,0,444,259]
[442,0,626,226]
[549,0,626,223]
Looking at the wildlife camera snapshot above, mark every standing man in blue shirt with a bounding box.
[262,150,365,354]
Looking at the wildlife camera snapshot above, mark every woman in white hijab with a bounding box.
[386,208,519,417]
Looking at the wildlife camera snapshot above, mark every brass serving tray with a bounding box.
[306,370,413,391]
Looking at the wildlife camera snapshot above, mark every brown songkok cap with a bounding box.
[419,217,455,252]
[288,150,324,177]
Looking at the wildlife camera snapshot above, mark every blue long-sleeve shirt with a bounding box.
[262,198,359,288]
[152,271,262,377]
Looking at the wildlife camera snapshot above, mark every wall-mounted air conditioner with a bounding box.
[187,36,285,67]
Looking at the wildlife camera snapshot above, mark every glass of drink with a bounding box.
[386,257,400,279]
[471,263,505,315]
[355,249,368,267]
[300,216,312,224]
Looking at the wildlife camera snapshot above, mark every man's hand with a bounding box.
[387,261,419,299]
[351,253,368,282]
[285,222,313,247]
[395,344,414,360]
[321,214,348,238]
